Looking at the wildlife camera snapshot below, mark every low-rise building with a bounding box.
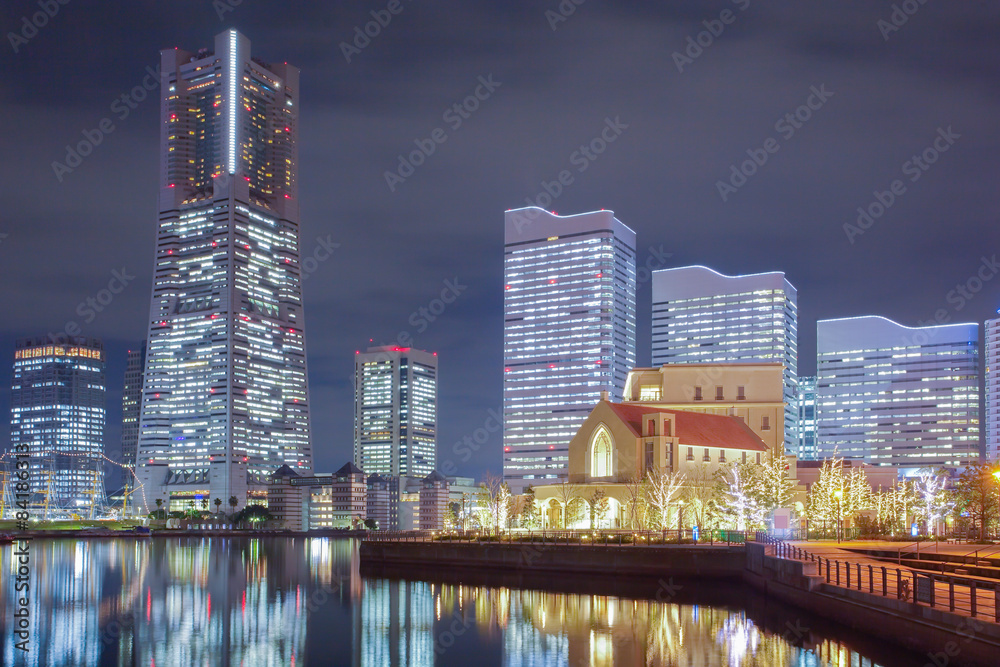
[268,465,307,531]
[366,474,398,530]
[267,462,367,530]
[533,397,771,529]
[419,471,451,530]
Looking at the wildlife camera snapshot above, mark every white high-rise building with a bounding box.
[985,313,1000,461]
[354,346,437,478]
[135,30,312,513]
[817,316,980,472]
[503,207,637,493]
[651,266,798,452]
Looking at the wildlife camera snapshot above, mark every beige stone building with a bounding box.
[621,363,786,454]
[533,399,770,529]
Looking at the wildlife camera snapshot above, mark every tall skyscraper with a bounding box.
[817,316,980,472]
[120,341,146,468]
[985,312,1000,461]
[10,336,106,515]
[135,30,312,513]
[503,208,637,493]
[354,346,438,477]
[796,376,817,460]
[651,266,798,453]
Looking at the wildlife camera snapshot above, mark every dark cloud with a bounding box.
[1,0,998,483]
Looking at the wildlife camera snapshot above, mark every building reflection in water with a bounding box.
[1,537,361,667]
[2,538,899,666]
[357,581,897,667]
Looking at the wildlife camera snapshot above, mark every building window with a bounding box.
[645,441,654,473]
[647,419,655,436]
[715,386,724,400]
[737,386,746,400]
[694,386,702,401]
[761,416,770,431]
[663,419,671,437]
[719,450,726,463]
[756,453,761,465]
[686,446,694,461]
[742,452,747,464]
[639,385,661,401]
[591,427,613,478]
[703,448,710,462]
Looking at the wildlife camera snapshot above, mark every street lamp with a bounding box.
[833,490,844,543]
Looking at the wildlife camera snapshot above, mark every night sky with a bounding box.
[2,1,998,487]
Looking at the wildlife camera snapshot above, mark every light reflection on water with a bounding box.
[0,537,922,666]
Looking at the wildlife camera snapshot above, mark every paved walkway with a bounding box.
[776,540,1000,621]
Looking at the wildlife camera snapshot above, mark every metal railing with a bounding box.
[754,532,1000,623]
[365,528,746,546]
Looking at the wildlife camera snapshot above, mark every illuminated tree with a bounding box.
[806,455,867,530]
[645,468,687,530]
[520,487,540,529]
[758,451,795,515]
[621,474,649,529]
[590,488,610,528]
[954,463,999,540]
[715,462,766,531]
[913,468,955,536]
[474,473,516,534]
[682,464,721,531]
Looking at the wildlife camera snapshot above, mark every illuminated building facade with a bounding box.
[987,313,1000,461]
[135,30,312,513]
[817,316,980,472]
[354,346,437,478]
[651,266,798,453]
[796,376,818,460]
[366,473,399,530]
[120,341,146,467]
[10,336,106,514]
[622,363,787,454]
[503,208,637,493]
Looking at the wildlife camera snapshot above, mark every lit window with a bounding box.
[591,427,613,478]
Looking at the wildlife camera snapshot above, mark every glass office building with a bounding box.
[354,346,438,478]
[503,208,636,493]
[651,266,798,453]
[120,341,146,468]
[135,30,312,513]
[10,336,106,515]
[796,376,817,460]
[816,316,979,472]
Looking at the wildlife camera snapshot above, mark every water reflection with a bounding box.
[1,538,922,666]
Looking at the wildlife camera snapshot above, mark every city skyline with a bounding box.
[2,3,999,483]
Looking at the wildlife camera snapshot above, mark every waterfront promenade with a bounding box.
[779,539,1000,622]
